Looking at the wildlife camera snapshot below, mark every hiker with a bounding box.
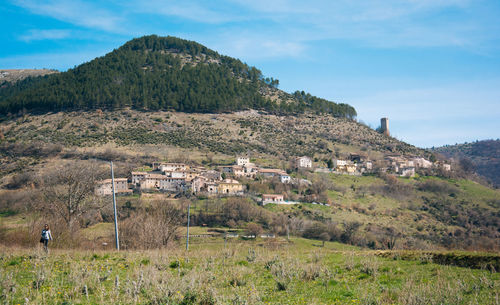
[40,224,53,253]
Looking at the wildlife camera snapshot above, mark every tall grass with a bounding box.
[1,242,498,304]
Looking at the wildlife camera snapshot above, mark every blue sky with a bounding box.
[1,0,499,148]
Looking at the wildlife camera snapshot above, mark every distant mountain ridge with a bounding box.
[434,139,500,187]
[0,35,356,118]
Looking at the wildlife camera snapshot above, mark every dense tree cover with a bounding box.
[0,35,356,118]
[292,91,357,119]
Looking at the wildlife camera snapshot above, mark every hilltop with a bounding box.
[0,35,355,118]
[434,139,500,187]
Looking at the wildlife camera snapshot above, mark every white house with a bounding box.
[169,171,187,179]
[295,156,312,168]
[333,159,348,167]
[365,161,373,170]
[280,174,291,184]
[413,158,433,169]
[237,157,250,166]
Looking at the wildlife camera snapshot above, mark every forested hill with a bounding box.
[0,35,356,118]
[434,139,500,187]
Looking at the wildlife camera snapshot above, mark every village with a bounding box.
[96,153,451,205]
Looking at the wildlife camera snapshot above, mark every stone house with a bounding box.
[400,167,416,177]
[333,159,357,173]
[96,178,132,196]
[185,170,199,182]
[220,165,245,177]
[131,171,147,185]
[436,162,451,171]
[161,177,187,192]
[154,162,188,172]
[412,157,433,169]
[333,159,348,167]
[232,166,245,178]
[217,179,245,195]
[359,161,373,173]
[258,168,287,178]
[201,170,222,181]
[139,174,166,190]
[295,156,312,168]
[206,182,218,194]
[262,194,284,204]
[345,163,357,173]
[243,163,259,178]
[140,174,186,192]
[191,176,207,193]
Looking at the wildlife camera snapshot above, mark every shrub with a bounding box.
[417,180,459,195]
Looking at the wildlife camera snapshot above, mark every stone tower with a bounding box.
[380,117,389,136]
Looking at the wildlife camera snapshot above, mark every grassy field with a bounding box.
[1,238,499,305]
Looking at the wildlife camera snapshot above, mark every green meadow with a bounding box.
[1,237,498,305]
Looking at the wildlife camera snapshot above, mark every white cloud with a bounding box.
[227,0,497,50]
[131,1,244,24]
[13,0,124,32]
[19,29,71,42]
[11,0,500,53]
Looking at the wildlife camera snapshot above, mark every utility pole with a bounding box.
[110,161,120,250]
[287,215,291,241]
[186,201,191,251]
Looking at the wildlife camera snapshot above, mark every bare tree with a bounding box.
[120,200,183,249]
[310,174,330,201]
[39,161,104,232]
[383,227,400,250]
[341,221,362,244]
[246,222,263,237]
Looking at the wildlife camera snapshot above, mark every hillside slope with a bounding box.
[2,110,499,250]
[0,109,428,172]
[434,139,500,187]
[0,35,355,118]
